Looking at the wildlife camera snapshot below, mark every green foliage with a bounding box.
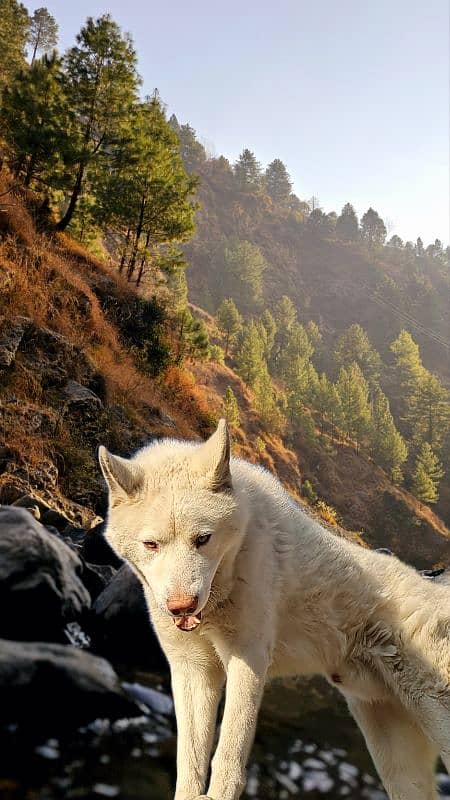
[234,148,262,191]
[216,298,242,357]
[265,159,292,206]
[175,310,210,363]
[336,203,359,241]
[57,14,141,231]
[29,7,58,63]
[336,362,371,450]
[169,116,207,173]
[215,240,267,311]
[234,320,265,386]
[0,0,29,95]
[222,385,240,428]
[334,324,382,386]
[370,387,408,483]
[209,344,225,364]
[253,363,284,432]
[360,207,387,248]
[411,442,444,504]
[2,54,75,189]
[97,95,197,284]
[302,479,317,504]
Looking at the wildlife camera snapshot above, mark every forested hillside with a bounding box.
[0,1,449,566]
[171,120,450,527]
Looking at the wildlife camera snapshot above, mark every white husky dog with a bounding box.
[99,419,450,800]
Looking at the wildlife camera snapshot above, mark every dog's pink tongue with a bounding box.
[174,614,201,632]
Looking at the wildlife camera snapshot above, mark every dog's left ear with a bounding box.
[193,418,232,491]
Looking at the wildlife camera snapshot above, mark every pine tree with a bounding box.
[336,362,371,451]
[234,148,262,191]
[334,324,382,386]
[57,15,141,231]
[411,443,444,504]
[222,240,267,309]
[235,320,265,386]
[361,207,387,248]
[176,310,210,362]
[265,159,292,205]
[253,363,285,432]
[271,295,297,370]
[260,308,277,362]
[171,121,206,173]
[0,0,30,94]
[29,7,58,63]
[406,371,450,452]
[2,53,75,188]
[370,387,408,482]
[216,298,242,357]
[95,95,197,283]
[336,203,359,241]
[223,386,240,428]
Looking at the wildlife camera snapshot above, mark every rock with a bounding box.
[0,639,144,729]
[81,521,123,569]
[63,379,103,409]
[92,564,167,671]
[0,506,90,641]
[41,507,72,531]
[0,316,31,367]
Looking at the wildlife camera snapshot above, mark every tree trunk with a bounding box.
[119,228,131,273]
[24,151,38,187]
[56,161,85,231]
[136,231,151,287]
[127,195,146,281]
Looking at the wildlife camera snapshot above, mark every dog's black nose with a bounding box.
[167,594,199,616]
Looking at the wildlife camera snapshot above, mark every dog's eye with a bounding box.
[195,533,211,547]
[143,541,159,552]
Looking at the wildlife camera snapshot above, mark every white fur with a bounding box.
[99,421,450,800]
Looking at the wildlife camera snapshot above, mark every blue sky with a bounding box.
[25,0,449,244]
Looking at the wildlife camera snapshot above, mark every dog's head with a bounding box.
[99,420,243,631]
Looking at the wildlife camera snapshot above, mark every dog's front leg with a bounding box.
[205,650,268,800]
[171,657,225,800]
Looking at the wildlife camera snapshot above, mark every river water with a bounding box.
[1,672,449,799]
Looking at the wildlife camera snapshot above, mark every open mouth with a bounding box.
[173,611,202,632]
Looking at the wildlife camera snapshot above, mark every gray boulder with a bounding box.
[93,564,167,671]
[0,639,143,729]
[0,506,90,641]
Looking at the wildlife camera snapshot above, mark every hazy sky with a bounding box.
[25,0,449,244]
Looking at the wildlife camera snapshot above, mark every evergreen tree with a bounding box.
[176,309,210,362]
[336,362,371,450]
[170,119,206,173]
[388,234,403,248]
[222,240,267,309]
[223,386,240,428]
[407,371,450,451]
[271,295,297,370]
[334,324,382,386]
[2,53,75,188]
[216,298,242,357]
[57,15,141,231]
[260,308,277,362]
[235,320,265,386]
[254,363,284,432]
[361,207,387,248]
[415,237,424,256]
[0,0,29,94]
[370,387,408,482]
[234,148,262,191]
[29,7,58,63]
[96,95,197,283]
[411,443,444,504]
[265,159,292,205]
[336,202,359,241]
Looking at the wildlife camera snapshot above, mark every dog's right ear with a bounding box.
[98,446,146,507]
